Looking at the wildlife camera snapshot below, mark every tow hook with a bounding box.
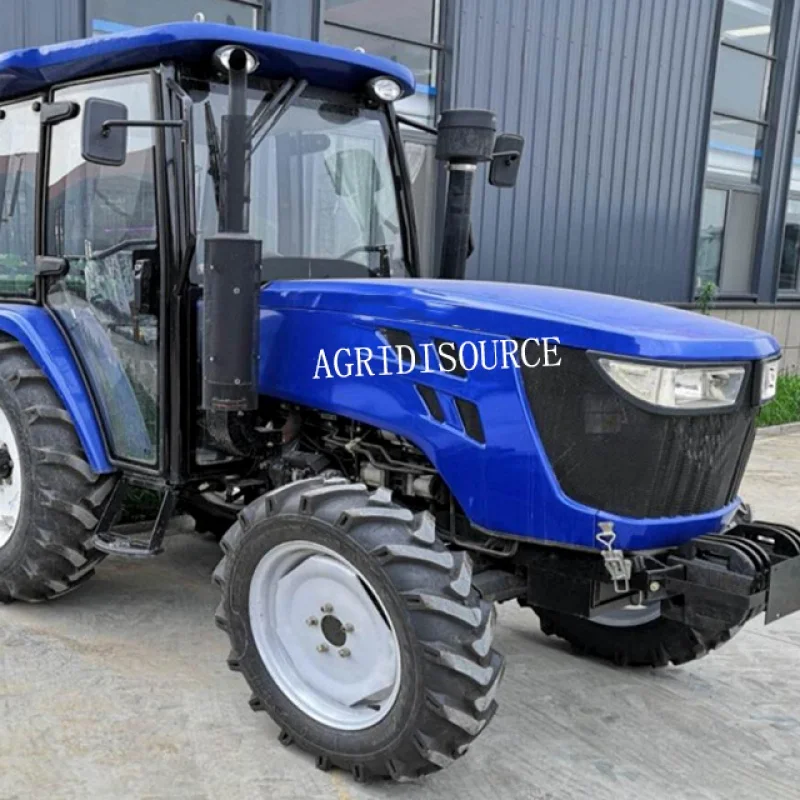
[596,522,632,593]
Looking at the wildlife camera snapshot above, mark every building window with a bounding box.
[779,119,800,293]
[322,0,442,123]
[696,0,776,297]
[87,0,261,35]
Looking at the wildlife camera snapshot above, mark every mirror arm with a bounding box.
[395,114,438,136]
[101,119,184,136]
[492,150,520,160]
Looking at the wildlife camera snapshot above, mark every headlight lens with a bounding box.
[760,358,780,404]
[367,76,403,103]
[597,358,746,410]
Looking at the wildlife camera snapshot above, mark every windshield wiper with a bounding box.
[249,78,308,155]
[202,78,307,212]
[0,156,22,228]
[204,101,222,211]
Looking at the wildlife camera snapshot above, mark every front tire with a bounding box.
[534,606,739,667]
[213,477,504,781]
[0,335,117,603]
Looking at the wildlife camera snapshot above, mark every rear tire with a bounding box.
[0,335,116,603]
[533,606,739,667]
[213,476,504,781]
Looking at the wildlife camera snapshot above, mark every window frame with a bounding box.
[39,67,173,477]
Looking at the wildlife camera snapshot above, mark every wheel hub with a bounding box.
[321,614,347,647]
[0,406,22,550]
[248,540,401,731]
[0,445,13,482]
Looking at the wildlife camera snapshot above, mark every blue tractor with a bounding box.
[1,22,799,781]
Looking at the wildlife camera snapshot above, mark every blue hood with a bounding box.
[261,279,779,362]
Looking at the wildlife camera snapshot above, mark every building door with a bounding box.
[43,73,162,465]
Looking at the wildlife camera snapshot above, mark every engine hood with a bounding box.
[261,278,780,362]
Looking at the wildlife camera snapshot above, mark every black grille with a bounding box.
[521,347,757,518]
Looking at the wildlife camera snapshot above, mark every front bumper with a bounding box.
[525,520,800,633]
[633,520,800,630]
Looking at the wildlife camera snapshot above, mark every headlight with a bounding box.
[597,358,745,410]
[759,358,780,404]
[367,76,403,103]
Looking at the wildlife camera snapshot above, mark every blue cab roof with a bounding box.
[0,22,416,102]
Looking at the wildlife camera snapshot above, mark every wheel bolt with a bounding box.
[649,581,661,593]
[344,623,354,633]
[306,616,318,626]
[321,603,333,613]
[339,648,351,658]
[317,643,329,653]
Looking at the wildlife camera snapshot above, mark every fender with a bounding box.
[0,304,114,474]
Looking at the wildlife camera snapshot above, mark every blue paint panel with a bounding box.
[0,21,416,102]
[257,280,771,550]
[262,279,780,361]
[0,304,113,474]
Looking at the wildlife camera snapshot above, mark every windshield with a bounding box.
[186,78,411,281]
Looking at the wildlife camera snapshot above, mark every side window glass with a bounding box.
[0,100,39,298]
[47,76,157,262]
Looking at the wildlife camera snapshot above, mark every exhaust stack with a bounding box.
[201,47,262,413]
[435,109,496,280]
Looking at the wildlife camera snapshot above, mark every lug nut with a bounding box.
[649,581,661,593]
[344,623,354,633]
[306,617,318,627]
[317,643,329,653]
[321,603,333,613]
[338,648,351,658]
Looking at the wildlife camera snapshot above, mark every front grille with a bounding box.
[521,347,757,518]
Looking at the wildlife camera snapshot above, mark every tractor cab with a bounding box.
[0,22,518,492]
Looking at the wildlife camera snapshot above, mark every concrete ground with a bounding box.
[2,434,800,800]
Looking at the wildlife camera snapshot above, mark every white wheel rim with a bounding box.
[248,540,402,731]
[0,405,22,550]
[591,603,661,628]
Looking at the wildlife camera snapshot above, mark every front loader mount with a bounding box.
[512,520,800,637]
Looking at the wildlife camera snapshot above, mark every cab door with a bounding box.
[42,73,163,466]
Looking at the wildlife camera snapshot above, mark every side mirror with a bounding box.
[83,98,128,167]
[489,133,524,188]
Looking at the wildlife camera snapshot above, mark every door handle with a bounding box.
[133,258,158,315]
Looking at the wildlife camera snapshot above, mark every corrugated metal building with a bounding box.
[3,0,800,364]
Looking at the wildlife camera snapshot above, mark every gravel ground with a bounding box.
[2,432,800,800]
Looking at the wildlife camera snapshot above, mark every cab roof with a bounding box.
[0,22,416,102]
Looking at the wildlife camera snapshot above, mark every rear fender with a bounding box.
[0,304,114,474]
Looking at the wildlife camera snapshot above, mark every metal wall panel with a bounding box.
[452,0,718,302]
[0,0,84,52]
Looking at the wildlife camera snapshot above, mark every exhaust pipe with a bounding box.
[435,109,496,280]
[201,47,262,413]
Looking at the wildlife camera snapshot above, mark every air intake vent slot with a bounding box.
[433,339,467,377]
[416,384,445,422]
[381,328,420,370]
[455,398,485,443]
